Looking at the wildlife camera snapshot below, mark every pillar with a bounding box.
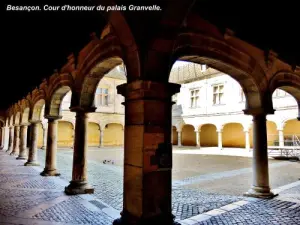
[99,129,104,147]
[41,125,47,150]
[10,125,20,156]
[0,127,4,149]
[17,125,28,160]
[24,122,40,166]
[177,130,182,147]
[65,111,94,194]
[6,126,14,153]
[3,126,9,150]
[278,129,284,147]
[195,130,200,147]
[244,113,276,198]
[113,81,180,225]
[217,129,222,149]
[41,117,60,176]
[245,129,250,151]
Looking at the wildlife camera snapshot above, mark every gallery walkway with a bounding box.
[0,149,299,224]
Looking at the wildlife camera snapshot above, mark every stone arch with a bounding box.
[103,123,124,146]
[57,120,74,148]
[47,86,72,117]
[31,99,45,122]
[171,32,270,111]
[222,123,245,148]
[88,122,100,147]
[172,126,178,145]
[14,111,21,125]
[200,124,218,147]
[21,108,30,125]
[9,115,14,126]
[269,71,300,118]
[78,57,125,109]
[181,124,196,146]
[99,16,139,80]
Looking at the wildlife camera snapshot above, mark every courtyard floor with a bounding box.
[0,147,299,224]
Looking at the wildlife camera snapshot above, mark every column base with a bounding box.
[113,213,180,225]
[10,152,19,156]
[16,156,27,160]
[24,161,40,166]
[243,186,278,199]
[40,169,60,176]
[65,181,94,195]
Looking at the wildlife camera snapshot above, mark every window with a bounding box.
[213,84,224,105]
[201,64,207,71]
[96,88,109,106]
[240,88,245,102]
[274,89,287,98]
[190,89,200,108]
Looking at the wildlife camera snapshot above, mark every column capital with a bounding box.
[243,108,275,116]
[117,81,181,99]
[20,123,30,127]
[45,115,62,121]
[29,120,41,124]
[69,106,96,113]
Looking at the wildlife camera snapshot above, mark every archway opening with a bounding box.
[222,123,245,148]
[182,124,196,146]
[88,122,100,147]
[103,123,124,146]
[172,126,178,145]
[200,124,218,147]
[284,119,300,146]
[266,121,278,146]
[57,121,74,148]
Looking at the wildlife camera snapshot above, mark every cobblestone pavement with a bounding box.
[37,148,300,222]
[195,198,300,225]
[1,148,299,224]
[0,151,115,225]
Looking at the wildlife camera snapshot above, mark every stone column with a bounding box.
[0,127,4,149]
[24,122,40,166]
[113,81,180,225]
[177,130,182,147]
[195,130,200,147]
[3,126,9,150]
[17,124,28,160]
[278,129,284,147]
[65,111,94,194]
[244,113,276,198]
[99,129,104,147]
[41,125,48,150]
[41,117,60,176]
[10,125,20,156]
[217,129,223,149]
[245,129,250,151]
[6,126,14,153]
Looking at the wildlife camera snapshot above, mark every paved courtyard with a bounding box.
[0,147,299,224]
